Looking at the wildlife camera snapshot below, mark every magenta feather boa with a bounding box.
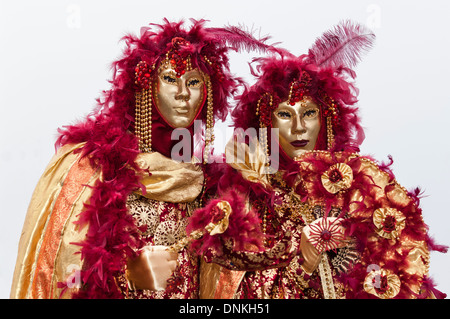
[186,189,265,258]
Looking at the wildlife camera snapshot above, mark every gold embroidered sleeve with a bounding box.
[205,230,300,272]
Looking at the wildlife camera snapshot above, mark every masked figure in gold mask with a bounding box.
[10,19,273,299]
[186,21,447,299]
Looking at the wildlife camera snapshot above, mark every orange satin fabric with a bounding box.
[199,260,245,299]
[30,152,96,298]
[10,143,99,299]
[214,267,246,299]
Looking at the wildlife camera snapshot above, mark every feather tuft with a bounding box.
[207,24,286,55]
[308,20,375,69]
[186,189,265,257]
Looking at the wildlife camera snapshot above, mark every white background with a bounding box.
[1,0,449,299]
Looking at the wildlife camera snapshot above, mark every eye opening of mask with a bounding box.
[159,71,178,85]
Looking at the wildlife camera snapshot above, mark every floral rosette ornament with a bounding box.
[167,201,231,253]
[364,267,401,299]
[304,217,346,253]
[205,201,232,235]
[321,162,353,194]
[373,208,406,240]
[181,190,266,256]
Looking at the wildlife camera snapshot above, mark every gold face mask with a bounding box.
[271,97,321,159]
[154,65,205,128]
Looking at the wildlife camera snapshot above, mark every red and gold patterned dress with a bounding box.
[192,144,446,299]
[116,195,200,299]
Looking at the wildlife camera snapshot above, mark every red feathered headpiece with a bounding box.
[56,18,276,158]
[232,20,375,156]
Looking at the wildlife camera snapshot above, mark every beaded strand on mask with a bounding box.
[256,92,276,242]
[134,88,152,153]
[134,60,153,153]
[203,74,215,165]
[323,96,337,150]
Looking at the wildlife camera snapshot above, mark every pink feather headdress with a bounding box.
[232,20,376,158]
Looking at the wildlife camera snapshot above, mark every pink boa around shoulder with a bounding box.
[186,189,265,258]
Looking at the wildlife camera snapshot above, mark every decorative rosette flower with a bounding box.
[168,201,233,252]
[321,163,353,194]
[364,267,401,299]
[182,191,266,256]
[373,208,406,240]
[304,217,346,253]
[205,201,232,235]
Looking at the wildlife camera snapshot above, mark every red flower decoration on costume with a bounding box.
[374,274,390,295]
[287,71,311,105]
[382,215,397,233]
[364,268,401,299]
[321,163,353,194]
[373,208,406,240]
[328,168,343,183]
[210,205,225,224]
[307,217,346,253]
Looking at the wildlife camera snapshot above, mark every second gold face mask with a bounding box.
[271,97,321,159]
[154,65,205,128]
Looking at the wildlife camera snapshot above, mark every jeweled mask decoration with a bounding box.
[153,38,207,129]
[256,71,338,159]
[134,37,215,158]
[131,19,276,162]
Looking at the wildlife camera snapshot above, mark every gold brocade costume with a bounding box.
[11,143,204,299]
[199,141,434,299]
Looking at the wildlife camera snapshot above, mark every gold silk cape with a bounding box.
[11,143,98,299]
